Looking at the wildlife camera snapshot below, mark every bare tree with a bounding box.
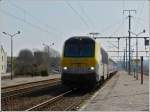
[14,48,61,76]
[34,50,48,68]
[14,49,34,76]
[43,47,61,73]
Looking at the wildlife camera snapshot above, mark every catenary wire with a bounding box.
[0,9,59,37]
[65,1,90,29]
[8,1,67,37]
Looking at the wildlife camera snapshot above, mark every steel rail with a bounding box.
[64,102,79,111]
[26,90,73,111]
[2,79,61,99]
[62,71,118,111]
[2,78,60,90]
[2,79,60,93]
[24,71,117,111]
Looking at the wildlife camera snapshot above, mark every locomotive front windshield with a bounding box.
[64,39,95,57]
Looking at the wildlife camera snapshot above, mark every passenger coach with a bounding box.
[61,36,109,87]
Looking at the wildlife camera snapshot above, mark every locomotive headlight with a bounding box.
[63,67,68,70]
[90,67,95,70]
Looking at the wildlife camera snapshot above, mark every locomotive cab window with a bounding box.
[64,38,95,57]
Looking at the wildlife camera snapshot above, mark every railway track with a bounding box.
[2,71,117,111]
[24,71,118,111]
[2,78,60,99]
[26,90,73,111]
[25,88,90,111]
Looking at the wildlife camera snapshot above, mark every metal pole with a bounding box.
[126,38,127,70]
[48,46,50,74]
[129,30,145,78]
[134,68,135,78]
[118,38,120,57]
[141,56,143,84]
[11,36,13,80]
[2,31,20,80]
[43,43,54,75]
[136,36,138,80]
[124,49,125,69]
[123,10,136,74]
[128,14,131,75]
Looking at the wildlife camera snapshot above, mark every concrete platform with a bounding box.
[80,71,149,111]
[1,74,60,88]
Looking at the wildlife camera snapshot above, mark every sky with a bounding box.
[0,0,149,61]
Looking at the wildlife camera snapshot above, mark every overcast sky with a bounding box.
[0,0,149,61]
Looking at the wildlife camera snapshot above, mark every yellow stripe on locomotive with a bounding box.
[61,36,108,87]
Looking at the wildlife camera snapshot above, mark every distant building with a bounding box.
[0,46,7,74]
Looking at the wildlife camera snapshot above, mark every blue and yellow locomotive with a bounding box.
[61,36,116,87]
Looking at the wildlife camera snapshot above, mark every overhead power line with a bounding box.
[133,17,149,29]
[0,9,57,36]
[132,2,145,32]
[99,18,126,35]
[77,2,96,29]
[8,1,66,37]
[65,1,90,28]
[109,17,126,37]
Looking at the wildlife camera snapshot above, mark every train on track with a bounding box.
[61,36,117,87]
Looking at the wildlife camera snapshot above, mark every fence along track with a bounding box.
[2,78,61,99]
